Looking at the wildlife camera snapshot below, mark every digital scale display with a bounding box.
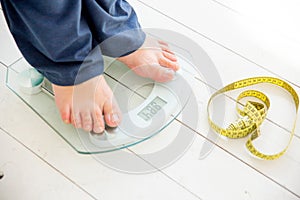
[137,96,167,121]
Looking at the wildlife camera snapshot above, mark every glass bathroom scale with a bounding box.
[6,57,193,154]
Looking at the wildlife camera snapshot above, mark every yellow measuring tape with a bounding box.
[207,77,299,160]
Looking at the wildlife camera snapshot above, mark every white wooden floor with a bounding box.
[1,1,300,199]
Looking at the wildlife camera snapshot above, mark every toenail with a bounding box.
[94,127,104,133]
[111,113,120,123]
[166,68,175,74]
[163,68,175,78]
[85,125,91,130]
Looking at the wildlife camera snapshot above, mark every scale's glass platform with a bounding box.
[6,57,193,154]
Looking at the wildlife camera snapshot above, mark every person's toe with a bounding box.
[158,67,176,82]
[158,40,175,54]
[159,56,180,71]
[162,51,177,62]
[60,106,71,124]
[92,107,105,133]
[72,111,82,129]
[147,64,175,82]
[103,98,121,128]
[81,111,93,132]
[158,40,169,47]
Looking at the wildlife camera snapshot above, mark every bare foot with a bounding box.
[53,36,179,133]
[118,36,180,82]
[53,75,121,133]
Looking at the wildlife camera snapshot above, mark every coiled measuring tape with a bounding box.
[207,77,299,160]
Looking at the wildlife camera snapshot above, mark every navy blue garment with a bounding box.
[1,0,145,85]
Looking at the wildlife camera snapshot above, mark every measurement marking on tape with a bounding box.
[207,77,299,160]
